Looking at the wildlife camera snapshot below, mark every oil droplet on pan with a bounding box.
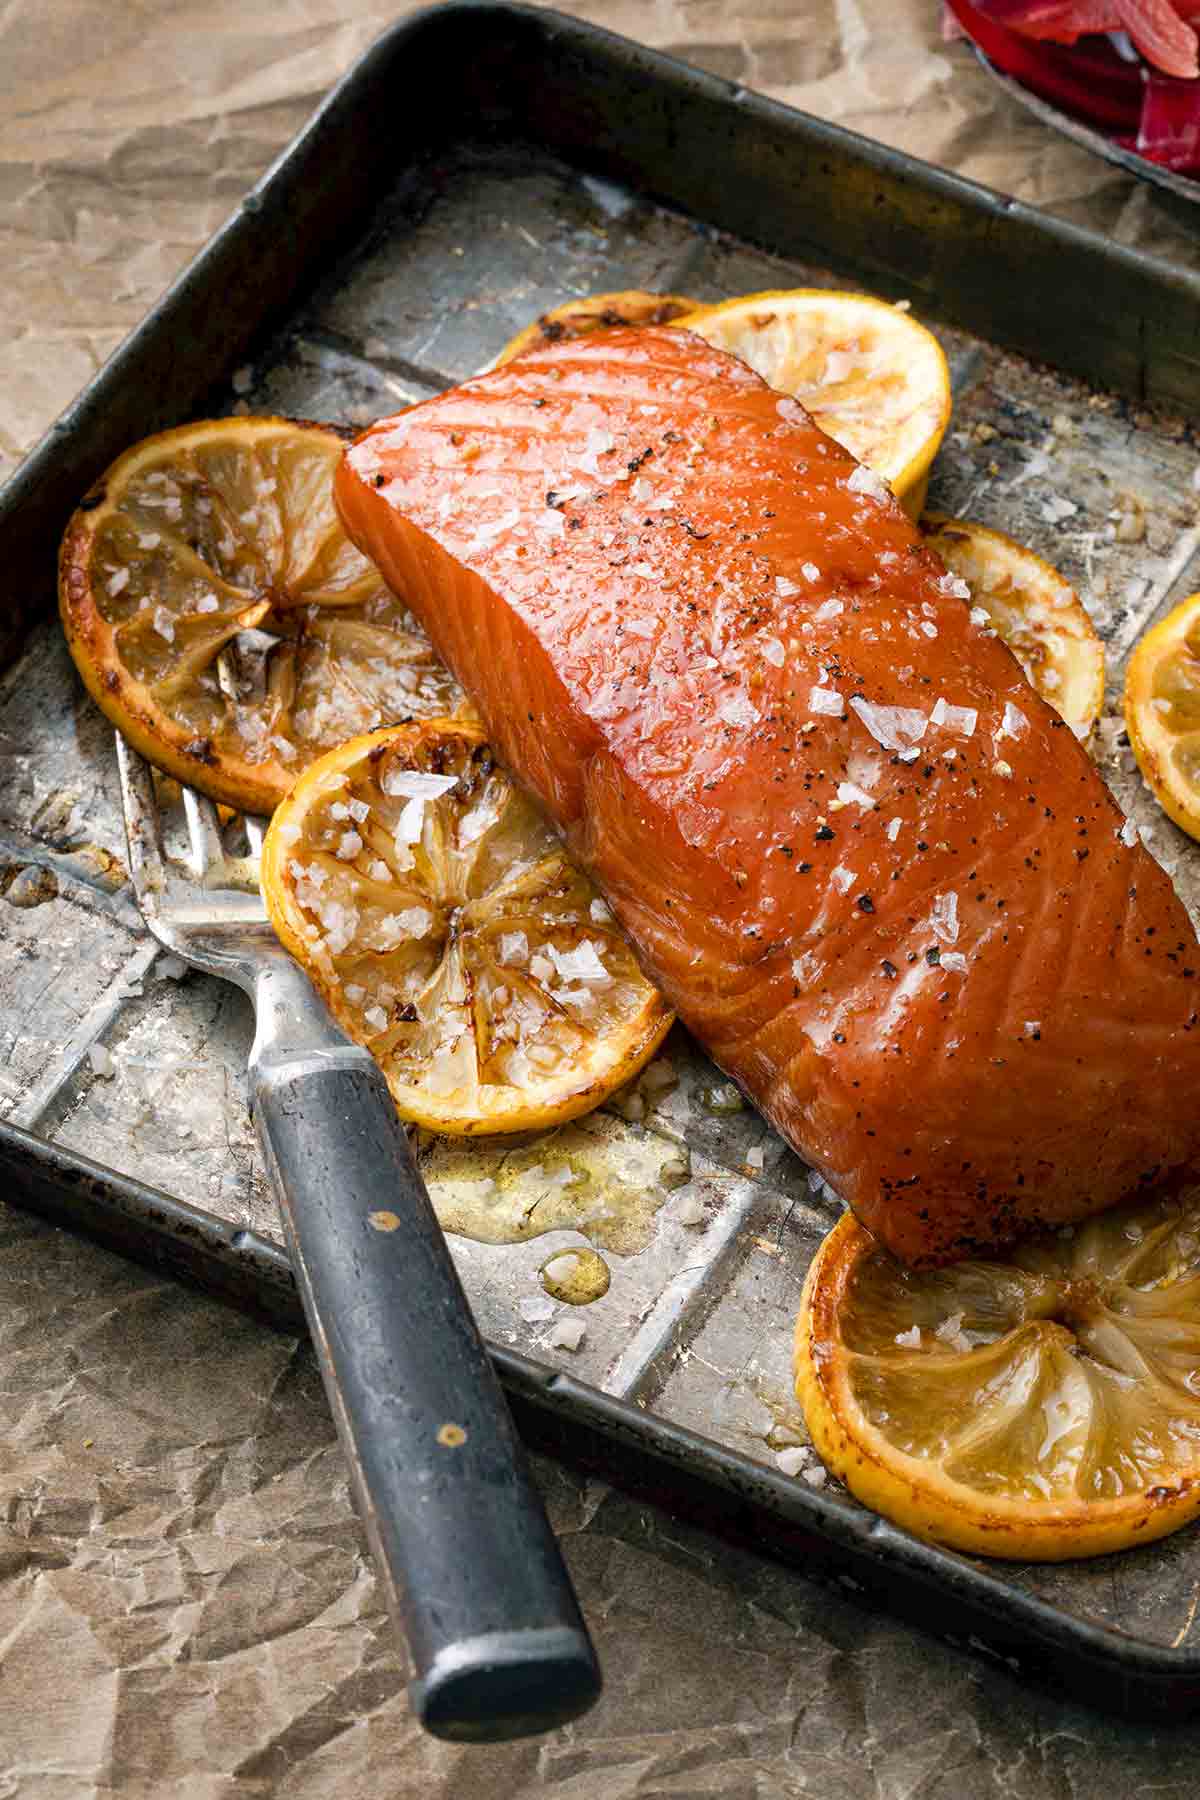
[539,1246,611,1305]
[425,1114,683,1253]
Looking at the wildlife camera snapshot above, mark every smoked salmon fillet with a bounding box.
[335,325,1200,1265]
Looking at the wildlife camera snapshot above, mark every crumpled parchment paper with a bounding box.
[5,0,1199,494]
[6,2,1200,1793]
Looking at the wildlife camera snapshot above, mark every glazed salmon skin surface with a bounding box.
[336,326,1200,1266]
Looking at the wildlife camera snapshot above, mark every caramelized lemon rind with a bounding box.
[921,514,1104,740]
[59,416,464,814]
[1126,592,1200,843]
[262,721,673,1135]
[795,1200,1200,1561]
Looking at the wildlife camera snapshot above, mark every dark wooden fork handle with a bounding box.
[250,1042,600,1742]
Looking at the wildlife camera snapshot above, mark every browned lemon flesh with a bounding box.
[796,1192,1200,1560]
[1126,591,1200,842]
[493,290,698,368]
[59,417,465,814]
[921,515,1104,739]
[677,289,952,519]
[260,721,674,1134]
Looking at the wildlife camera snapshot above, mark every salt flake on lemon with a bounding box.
[921,514,1105,739]
[261,720,673,1134]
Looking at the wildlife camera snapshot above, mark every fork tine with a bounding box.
[183,785,265,895]
[217,812,268,896]
[115,735,167,914]
[183,785,226,882]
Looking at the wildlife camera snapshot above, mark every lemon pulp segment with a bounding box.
[796,1193,1200,1560]
[261,721,673,1134]
[59,417,465,814]
[1126,592,1200,842]
[921,514,1104,739]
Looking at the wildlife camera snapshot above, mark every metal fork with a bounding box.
[115,735,600,1742]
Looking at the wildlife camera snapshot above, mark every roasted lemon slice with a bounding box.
[493,290,698,368]
[795,1192,1200,1561]
[59,417,464,815]
[677,289,951,519]
[261,720,673,1134]
[1125,592,1200,842]
[921,515,1104,739]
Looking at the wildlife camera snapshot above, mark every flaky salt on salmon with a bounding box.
[335,326,1200,1265]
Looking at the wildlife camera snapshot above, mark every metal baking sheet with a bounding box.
[5,0,1200,1719]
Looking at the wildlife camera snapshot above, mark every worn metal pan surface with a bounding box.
[5,0,1200,1720]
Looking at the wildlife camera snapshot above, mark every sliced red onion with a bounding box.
[969,0,1198,73]
[953,0,1200,176]
[1137,66,1200,161]
[971,0,1124,39]
[1116,0,1198,77]
[948,0,1143,124]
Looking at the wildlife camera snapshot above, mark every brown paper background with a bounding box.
[6,3,1200,1793]
[6,0,1200,491]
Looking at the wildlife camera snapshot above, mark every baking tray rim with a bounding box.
[5,1112,1199,1702]
[5,0,1200,1711]
[7,0,1200,555]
